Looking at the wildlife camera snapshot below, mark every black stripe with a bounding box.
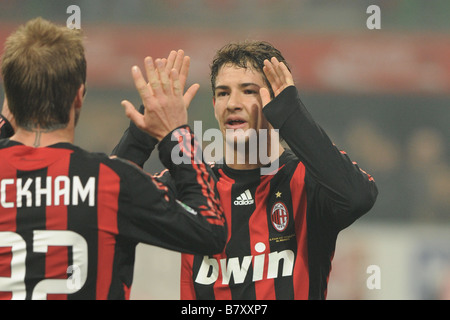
[226,183,257,299]
[16,168,47,300]
[66,152,99,300]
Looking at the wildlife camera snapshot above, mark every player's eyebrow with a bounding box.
[214,83,261,92]
[240,82,261,88]
[214,85,229,92]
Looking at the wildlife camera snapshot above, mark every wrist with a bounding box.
[158,125,194,169]
[158,124,190,144]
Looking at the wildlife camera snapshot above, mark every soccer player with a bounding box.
[113,41,378,300]
[0,18,226,300]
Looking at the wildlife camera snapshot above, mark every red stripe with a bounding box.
[0,246,12,300]
[96,164,120,300]
[180,254,196,300]
[174,128,225,227]
[0,154,17,232]
[123,283,131,300]
[0,159,16,300]
[251,175,276,300]
[290,163,309,300]
[45,157,70,300]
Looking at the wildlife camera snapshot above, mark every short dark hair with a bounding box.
[1,17,86,130]
[210,40,290,98]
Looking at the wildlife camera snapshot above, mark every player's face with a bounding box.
[213,64,271,144]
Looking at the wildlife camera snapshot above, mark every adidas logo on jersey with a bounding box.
[234,190,254,206]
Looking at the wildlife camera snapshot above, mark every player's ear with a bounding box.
[73,84,85,112]
[72,84,85,126]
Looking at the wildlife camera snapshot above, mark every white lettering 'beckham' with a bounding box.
[0,176,96,208]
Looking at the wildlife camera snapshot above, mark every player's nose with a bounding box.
[226,92,243,111]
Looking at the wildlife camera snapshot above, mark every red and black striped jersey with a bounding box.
[113,86,378,300]
[0,125,226,300]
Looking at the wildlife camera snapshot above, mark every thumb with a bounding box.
[183,83,200,110]
[260,87,272,108]
[121,100,146,130]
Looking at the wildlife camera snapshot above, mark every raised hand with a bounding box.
[260,57,294,107]
[121,55,199,141]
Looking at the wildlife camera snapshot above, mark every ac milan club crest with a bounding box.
[271,202,289,232]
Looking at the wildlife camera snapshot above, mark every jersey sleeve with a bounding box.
[263,86,378,232]
[115,125,227,255]
[0,114,14,139]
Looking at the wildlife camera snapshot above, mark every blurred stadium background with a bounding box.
[1,0,449,300]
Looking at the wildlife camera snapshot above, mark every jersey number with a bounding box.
[0,230,88,299]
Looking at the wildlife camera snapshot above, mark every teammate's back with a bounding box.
[0,18,226,300]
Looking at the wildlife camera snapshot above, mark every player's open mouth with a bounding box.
[225,117,247,129]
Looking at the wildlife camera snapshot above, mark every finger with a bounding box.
[173,49,185,73]
[145,58,164,96]
[164,50,177,73]
[183,83,200,109]
[279,62,295,86]
[132,66,154,102]
[143,57,155,95]
[263,60,280,89]
[121,100,146,129]
[179,55,190,90]
[263,62,275,84]
[271,57,291,86]
[270,57,286,83]
[170,68,182,97]
[259,87,272,108]
[155,58,171,94]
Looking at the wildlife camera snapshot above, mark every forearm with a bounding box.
[264,86,378,226]
[158,125,223,221]
[158,125,226,249]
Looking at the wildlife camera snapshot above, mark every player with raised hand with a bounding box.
[114,40,378,300]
